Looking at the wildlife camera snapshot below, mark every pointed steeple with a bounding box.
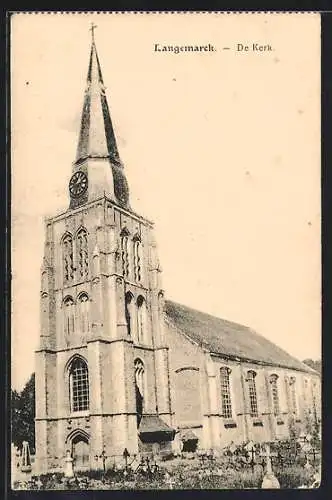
[76,25,121,165]
[71,25,130,209]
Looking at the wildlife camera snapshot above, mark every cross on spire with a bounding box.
[90,22,97,43]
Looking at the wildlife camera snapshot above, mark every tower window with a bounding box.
[269,374,280,416]
[62,234,74,283]
[220,367,232,418]
[121,231,129,278]
[135,358,145,397]
[137,295,146,343]
[64,296,75,336]
[78,293,90,335]
[69,357,89,413]
[77,228,89,279]
[135,358,145,424]
[125,291,134,337]
[246,370,259,417]
[133,238,141,282]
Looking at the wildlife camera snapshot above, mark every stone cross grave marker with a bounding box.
[260,443,280,489]
[245,440,256,471]
[20,441,32,473]
[228,442,237,464]
[123,448,130,471]
[298,432,314,469]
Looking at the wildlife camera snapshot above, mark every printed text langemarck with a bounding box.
[154,43,216,54]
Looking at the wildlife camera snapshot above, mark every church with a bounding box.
[35,31,321,474]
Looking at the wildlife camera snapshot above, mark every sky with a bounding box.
[11,13,321,391]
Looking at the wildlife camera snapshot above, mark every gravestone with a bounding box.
[260,443,280,489]
[21,441,32,473]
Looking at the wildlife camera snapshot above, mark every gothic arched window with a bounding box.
[135,358,145,425]
[246,370,259,417]
[78,293,90,335]
[62,234,74,283]
[304,378,309,398]
[69,357,89,413]
[269,374,280,416]
[77,228,89,279]
[135,358,145,397]
[121,230,130,278]
[289,376,298,415]
[137,295,147,343]
[125,291,135,337]
[64,296,75,336]
[133,237,141,282]
[220,367,232,418]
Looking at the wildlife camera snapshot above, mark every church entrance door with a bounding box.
[72,435,89,471]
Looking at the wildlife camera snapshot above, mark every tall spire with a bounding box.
[75,25,121,165]
[72,26,130,208]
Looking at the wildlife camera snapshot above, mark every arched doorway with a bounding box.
[68,431,90,471]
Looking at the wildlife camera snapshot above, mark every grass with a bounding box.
[13,456,319,490]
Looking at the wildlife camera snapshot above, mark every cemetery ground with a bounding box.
[12,436,321,490]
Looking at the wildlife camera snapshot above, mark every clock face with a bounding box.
[69,171,88,198]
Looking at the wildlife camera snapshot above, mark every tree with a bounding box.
[11,373,35,452]
[302,359,321,375]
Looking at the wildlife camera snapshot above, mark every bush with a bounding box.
[275,465,317,489]
[161,452,175,461]
[88,469,104,481]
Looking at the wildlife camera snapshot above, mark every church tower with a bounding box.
[35,28,174,474]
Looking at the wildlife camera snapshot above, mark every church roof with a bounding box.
[165,300,317,374]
